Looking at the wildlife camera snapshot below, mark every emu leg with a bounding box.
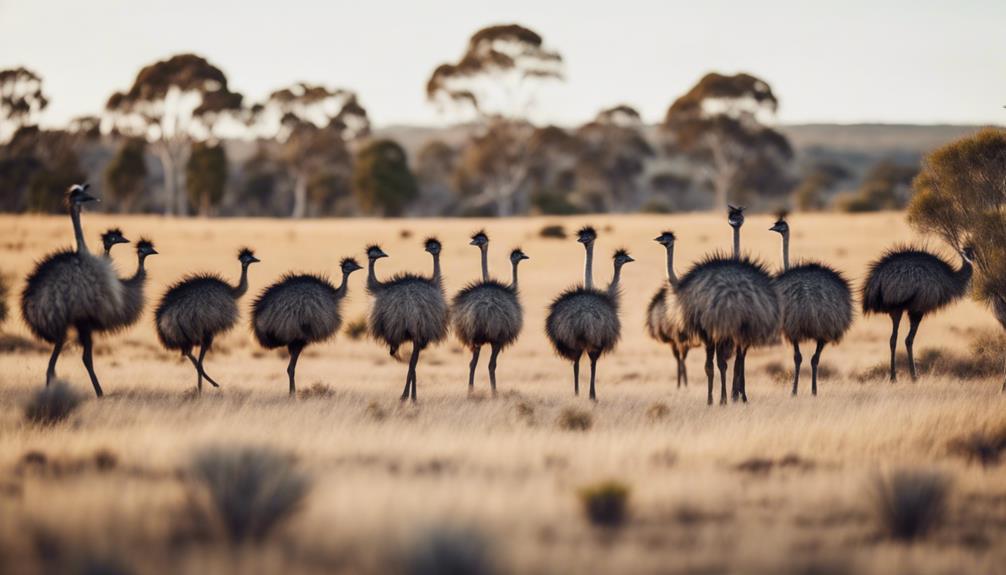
[704,341,716,405]
[672,347,682,388]
[792,341,803,396]
[78,329,103,398]
[196,343,220,388]
[406,345,421,402]
[810,339,826,396]
[184,349,203,392]
[889,311,903,382]
[467,347,481,392]
[287,342,304,397]
[45,336,65,386]
[905,312,923,381]
[682,347,689,387]
[487,343,501,397]
[1002,353,1006,392]
[737,346,748,403]
[588,350,601,402]
[716,343,729,406]
[573,356,581,396]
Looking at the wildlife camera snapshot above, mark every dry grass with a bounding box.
[0,213,1005,574]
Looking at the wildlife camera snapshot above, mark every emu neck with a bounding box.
[367,258,382,290]
[732,226,740,259]
[71,206,88,254]
[103,243,113,257]
[958,256,974,286]
[665,245,678,287]
[231,263,250,298]
[479,245,489,282]
[510,260,521,290]
[336,270,351,299]
[780,233,790,272]
[608,262,624,296]
[584,241,595,289]
[432,252,442,285]
[131,254,148,282]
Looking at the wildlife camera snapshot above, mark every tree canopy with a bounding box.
[0,67,48,143]
[353,139,418,216]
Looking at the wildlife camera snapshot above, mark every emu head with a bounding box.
[340,257,363,274]
[769,212,789,236]
[613,248,635,266]
[469,230,489,248]
[654,231,676,247]
[366,245,388,260]
[727,205,745,229]
[136,238,158,258]
[424,237,442,255]
[238,248,260,266]
[101,228,129,252]
[66,184,97,208]
[576,225,597,245]
[510,248,529,264]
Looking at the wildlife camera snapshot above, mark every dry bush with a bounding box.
[299,382,334,399]
[365,401,387,421]
[401,526,498,575]
[185,445,311,544]
[29,525,135,575]
[869,468,951,541]
[949,423,1006,467]
[515,401,535,424]
[538,224,567,239]
[646,402,670,421]
[762,360,837,384]
[854,335,1002,382]
[578,480,631,528]
[0,272,8,329]
[557,407,592,431]
[344,316,369,341]
[24,380,84,425]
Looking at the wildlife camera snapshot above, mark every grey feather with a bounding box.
[862,245,972,315]
[252,274,347,349]
[451,280,523,349]
[646,285,699,350]
[155,274,240,350]
[775,262,853,343]
[368,273,449,354]
[545,285,621,360]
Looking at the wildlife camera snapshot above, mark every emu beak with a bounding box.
[82,193,99,203]
[150,248,159,256]
[250,256,261,264]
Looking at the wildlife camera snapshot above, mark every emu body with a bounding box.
[862,245,972,381]
[252,258,361,396]
[645,231,698,388]
[101,238,158,335]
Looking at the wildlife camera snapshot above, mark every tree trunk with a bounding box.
[292,172,308,219]
[156,147,176,216]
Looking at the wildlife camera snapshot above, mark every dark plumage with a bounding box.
[545,226,632,400]
[645,231,699,388]
[770,216,853,395]
[366,240,449,402]
[252,257,362,396]
[100,228,129,257]
[100,238,158,334]
[451,232,528,396]
[676,206,780,405]
[0,272,8,329]
[862,244,973,381]
[155,248,260,392]
[20,184,123,396]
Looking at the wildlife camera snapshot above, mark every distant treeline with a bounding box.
[1,25,929,218]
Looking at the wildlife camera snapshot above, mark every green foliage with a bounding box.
[186,141,228,215]
[104,138,147,211]
[24,380,84,425]
[1,126,85,213]
[0,67,48,141]
[578,480,631,528]
[353,139,418,216]
[869,469,950,541]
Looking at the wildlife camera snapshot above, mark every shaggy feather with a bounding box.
[21,249,124,342]
[252,274,346,349]
[0,273,8,327]
[862,245,971,315]
[368,273,449,351]
[775,262,853,343]
[155,274,240,350]
[545,286,620,361]
[646,285,699,349]
[451,280,522,349]
[676,252,781,348]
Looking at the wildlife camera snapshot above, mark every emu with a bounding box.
[676,206,781,405]
[155,248,260,392]
[862,244,973,381]
[101,238,158,335]
[769,214,852,396]
[252,257,363,396]
[545,226,633,401]
[646,231,699,388]
[366,239,449,402]
[100,228,129,257]
[451,230,529,396]
[20,184,123,396]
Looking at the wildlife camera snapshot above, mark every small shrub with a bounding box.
[93,449,118,471]
[24,380,83,425]
[299,382,334,399]
[403,526,498,575]
[538,224,567,239]
[365,401,387,421]
[186,445,311,544]
[557,407,592,431]
[949,424,1006,467]
[869,468,951,541]
[399,229,413,239]
[579,480,631,528]
[515,401,535,423]
[646,402,670,421]
[344,316,368,341]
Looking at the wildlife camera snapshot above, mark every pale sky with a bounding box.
[1,0,1004,128]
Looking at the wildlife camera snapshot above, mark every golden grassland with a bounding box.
[0,212,1004,574]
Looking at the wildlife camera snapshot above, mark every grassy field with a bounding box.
[1,212,1004,574]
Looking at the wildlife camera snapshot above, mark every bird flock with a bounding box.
[14,185,981,403]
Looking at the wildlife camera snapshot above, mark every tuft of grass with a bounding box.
[402,526,498,575]
[557,407,592,431]
[949,423,1006,467]
[185,445,311,544]
[515,401,535,424]
[646,402,670,421]
[24,380,83,425]
[869,468,951,541]
[365,401,387,421]
[578,480,631,528]
[344,316,368,341]
[538,224,567,239]
[399,229,413,239]
[299,382,334,399]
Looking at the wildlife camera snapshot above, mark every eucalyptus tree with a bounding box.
[0,67,48,143]
[575,104,654,212]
